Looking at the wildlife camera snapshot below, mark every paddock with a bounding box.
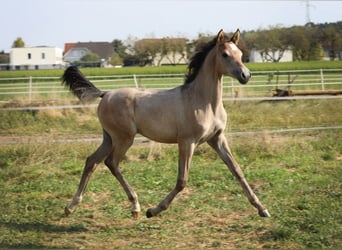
[0,67,341,249]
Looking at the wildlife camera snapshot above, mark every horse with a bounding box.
[62,29,270,218]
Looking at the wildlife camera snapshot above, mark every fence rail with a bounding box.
[1,69,342,105]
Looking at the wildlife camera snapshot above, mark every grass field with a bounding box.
[0,98,341,249]
[1,60,342,78]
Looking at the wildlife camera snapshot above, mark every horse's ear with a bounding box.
[216,29,225,44]
[231,29,240,45]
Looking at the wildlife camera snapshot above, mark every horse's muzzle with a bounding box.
[238,68,251,84]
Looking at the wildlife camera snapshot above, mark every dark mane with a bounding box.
[184,33,231,85]
[184,37,217,85]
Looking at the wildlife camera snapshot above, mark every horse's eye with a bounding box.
[222,52,228,58]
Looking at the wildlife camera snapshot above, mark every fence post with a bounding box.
[231,78,234,98]
[133,74,139,88]
[29,76,32,103]
[320,69,325,90]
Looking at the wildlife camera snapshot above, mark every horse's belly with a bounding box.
[138,125,178,144]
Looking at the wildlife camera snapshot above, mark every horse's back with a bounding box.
[97,87,183,143]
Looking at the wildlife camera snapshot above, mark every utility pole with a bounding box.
[304,0,314,24]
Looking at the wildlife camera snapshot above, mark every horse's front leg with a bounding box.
[208,133,270,217]
[146,141,195,218]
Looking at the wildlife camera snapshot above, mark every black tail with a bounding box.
[62,66,106,101]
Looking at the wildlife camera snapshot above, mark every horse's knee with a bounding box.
[176,179,187,192]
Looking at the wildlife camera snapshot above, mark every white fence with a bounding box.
[1,69,341,145]
[0,69,342,107]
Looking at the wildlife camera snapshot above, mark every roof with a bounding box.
[64,42,114,59]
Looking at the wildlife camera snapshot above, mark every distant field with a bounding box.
[1,60,342,78]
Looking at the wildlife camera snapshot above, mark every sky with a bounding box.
[2,0,341,52]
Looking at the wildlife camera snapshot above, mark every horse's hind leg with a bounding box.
[208,133,270,217]
[65,130,112,216]
[104,136,141,218]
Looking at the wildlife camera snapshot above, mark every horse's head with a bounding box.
[216,29,251,84]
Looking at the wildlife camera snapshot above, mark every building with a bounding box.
[63,42,114,66]
[249,48,293,63]
[10,46,64,70]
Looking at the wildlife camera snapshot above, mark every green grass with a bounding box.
[1,61,342,78]
[0,98,341,249]
[0,130,341,249]
[246,60,342,71]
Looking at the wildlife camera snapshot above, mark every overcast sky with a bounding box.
[2,0,341,51]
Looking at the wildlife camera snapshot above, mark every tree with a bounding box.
[78,52,101,67]
[109,53,123,66]
[80,52,100,62]
[249,27,290,62]
[0,50,9,64]
[163,38,187,65]
[112,39,127,59]
[286,26,311,61]
[304,25,324,60]
[134,39,161,66]
[12,37,25,48]
[320,23,342,60]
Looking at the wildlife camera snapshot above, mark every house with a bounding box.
[10,46,65,70]
[249,48,293,63]
[63,42,114,66]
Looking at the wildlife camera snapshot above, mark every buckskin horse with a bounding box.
[62,29,270,218]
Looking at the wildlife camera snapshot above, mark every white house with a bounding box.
[10,46,65,70]
[249,48,293,63]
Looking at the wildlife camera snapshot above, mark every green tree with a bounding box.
[320,24,342,60]
[80,52,100,62]
[0,51,9,63]
[134,39,161,66]
[109,53,123,66]
[112,39,127,58]
[78,52,101,67]
[305,25,324,60]
[286,26,310,61]
[12,37,25,48]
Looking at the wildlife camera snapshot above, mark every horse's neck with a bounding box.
[190,52,223,109]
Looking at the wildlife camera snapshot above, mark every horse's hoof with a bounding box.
[131,211,140,219]
[146,209,153,218]
[64,207,72,217]
[259,209,271,217]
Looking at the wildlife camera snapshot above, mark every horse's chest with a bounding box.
[194,109,226,143]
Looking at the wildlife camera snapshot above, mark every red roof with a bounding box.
[64,43,76,55]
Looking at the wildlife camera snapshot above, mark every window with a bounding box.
[41,52,45,59]
[28,53,31,59]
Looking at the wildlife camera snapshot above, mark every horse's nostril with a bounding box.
[241,72,246,79]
